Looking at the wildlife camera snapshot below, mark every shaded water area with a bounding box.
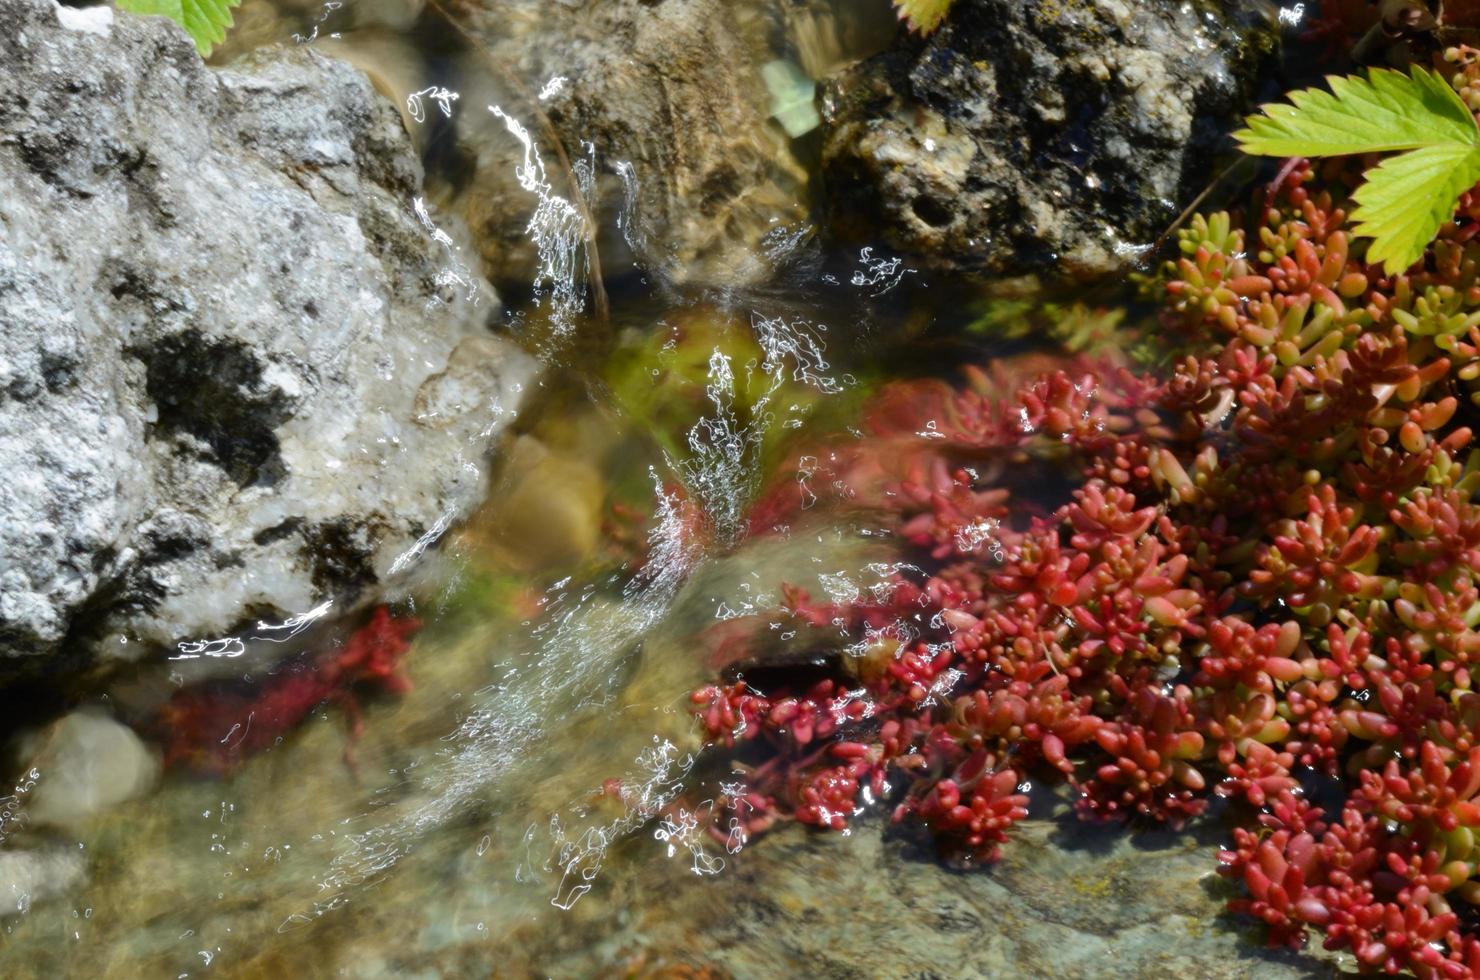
[1,2,1340,977]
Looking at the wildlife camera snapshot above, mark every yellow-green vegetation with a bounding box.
[1068,873,1114,900]
[964,299,1128,354]
[117,0,240,55]
[892,0,955,35]
[602,310,860,477]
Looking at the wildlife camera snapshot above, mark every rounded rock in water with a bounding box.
[20,710,159,829]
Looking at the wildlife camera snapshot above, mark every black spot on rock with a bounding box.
[135,330,295,487]
[303,518,383,600]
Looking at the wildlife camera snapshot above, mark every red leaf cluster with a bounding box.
[153,606,420,774]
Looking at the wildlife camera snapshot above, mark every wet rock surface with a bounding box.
[559,809,1341,980]
[18,710,158,829]
[0,0,537,671]
[820,0,1278,282]
[218,0,849,293]
[434,0,811,291]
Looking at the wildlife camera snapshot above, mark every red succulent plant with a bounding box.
[677,49,1480,976]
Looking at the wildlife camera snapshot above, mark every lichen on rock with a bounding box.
[0,0,537,673]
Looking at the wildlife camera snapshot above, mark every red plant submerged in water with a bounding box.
[153,606,420,774]
[683,52,1480,980]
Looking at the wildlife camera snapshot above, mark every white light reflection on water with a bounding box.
[411,195,480,308]
[488,105,591,337]
[292,296,864,917]
[405,86,459,124]
[673,312,846,544]
[849,245,913,296]
[537,736,703,910]
[674,349,758,543]
[0,767,39,849]
[402,90,476,310]
[614,159,644,256]
[171,601,334,661]
[386,510,454,577]
[289,1,342,44]
[298,470,704,921]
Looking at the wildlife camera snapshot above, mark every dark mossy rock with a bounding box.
[819,0,1281,284]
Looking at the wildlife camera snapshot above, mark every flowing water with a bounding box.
[0,3,1334,977]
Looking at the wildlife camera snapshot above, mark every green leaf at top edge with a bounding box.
[1235,66,1479,158]
[1350,142,1480,276]
[116,0,241,56]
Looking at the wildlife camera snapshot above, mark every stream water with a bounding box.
[0,2,1338,977]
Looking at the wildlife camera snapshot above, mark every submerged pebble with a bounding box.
[479,435,608,571]
[19,710,158,830]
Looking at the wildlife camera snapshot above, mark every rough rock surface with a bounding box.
[442,0,811,290]
[820,0,1278,282]
[525,810,1339,979]
[0,0,537,670]
[217,0,819,291]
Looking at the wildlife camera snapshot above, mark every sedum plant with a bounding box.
[666,47,1480,978]
[116,0,240,56]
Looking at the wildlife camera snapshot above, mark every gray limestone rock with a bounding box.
[0,0,537,671]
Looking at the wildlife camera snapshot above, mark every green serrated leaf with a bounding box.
[117,0,241,55]
[1351,143,1480,275]
[1237,66,1480,275]
[892,0,954,35]
[1235,66,1478,157]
